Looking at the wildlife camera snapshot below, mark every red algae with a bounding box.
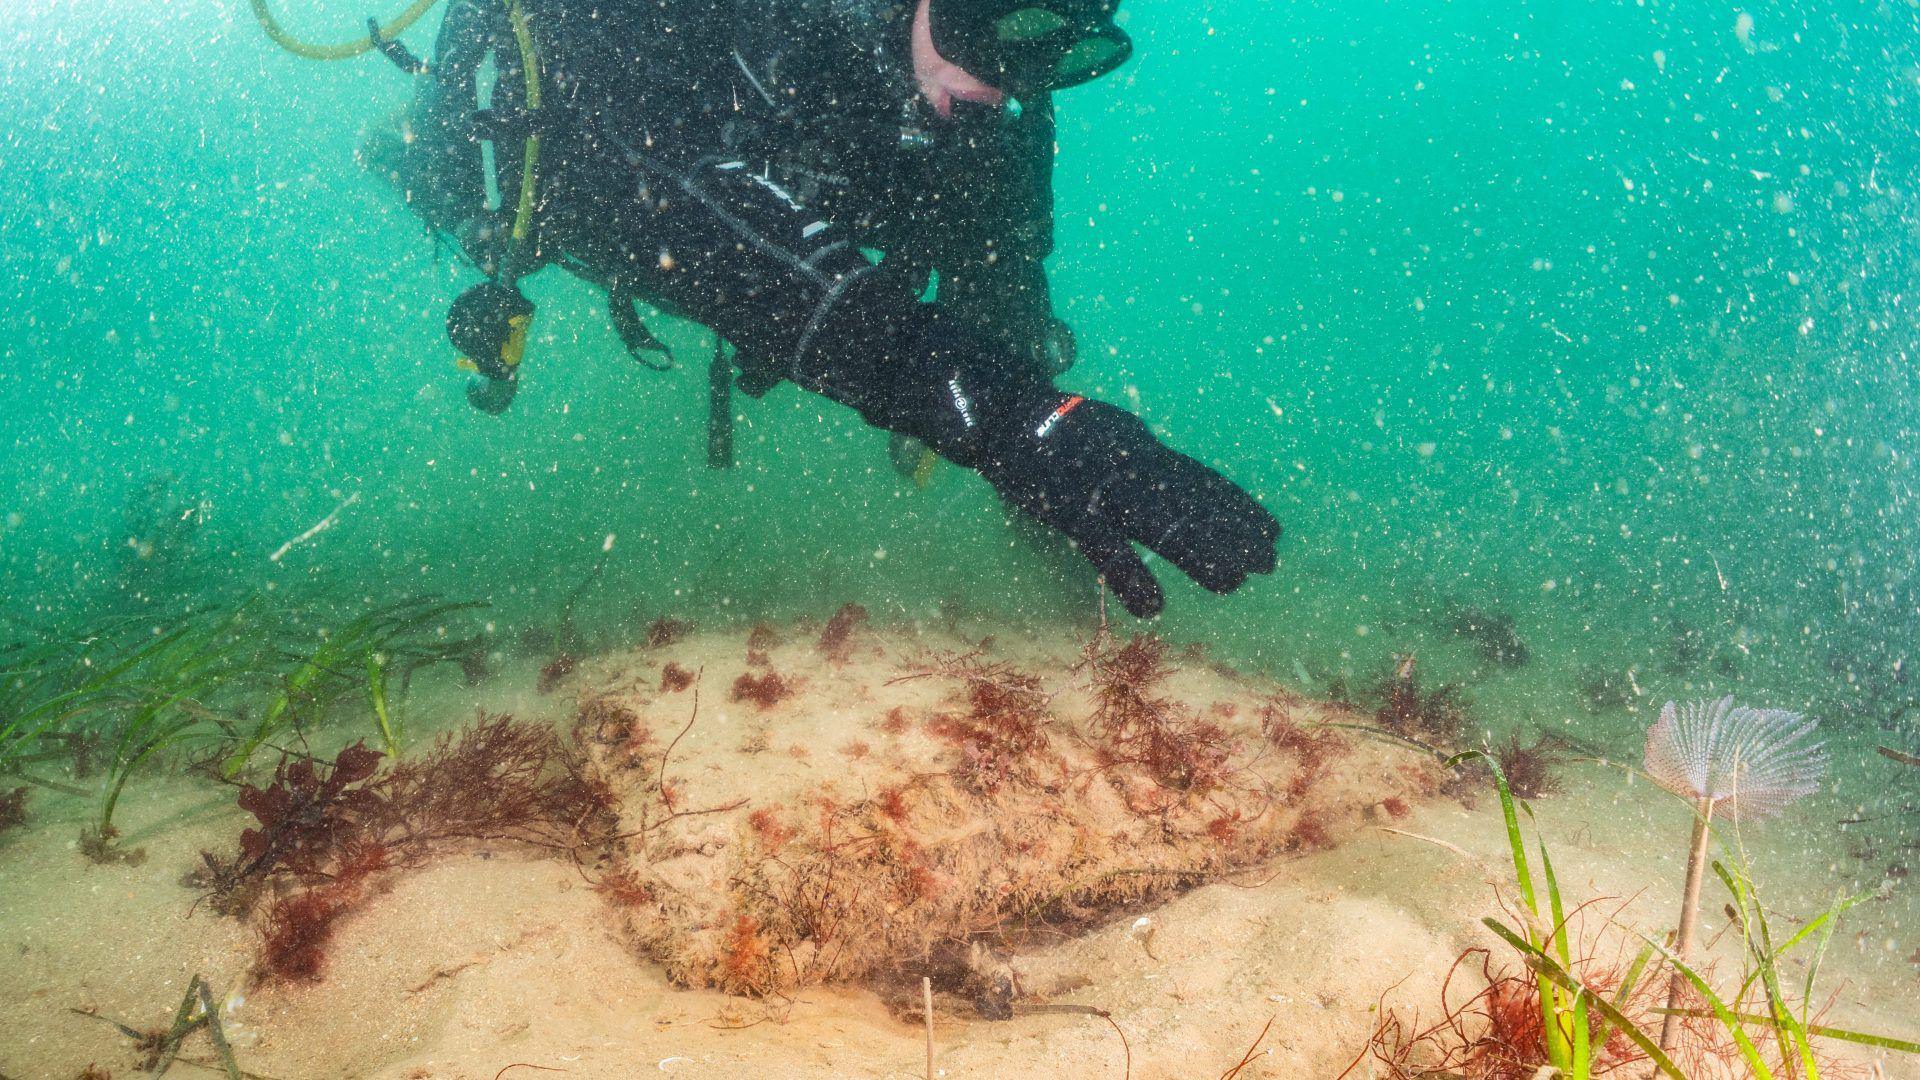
[205,715,620,982]
[875,786,911,823]
[645,617,692,649]
[1083,634,1235,794]
[745,623,779,667]
[538,653,578,695]
[259,854,382,982]
[744,622,783,664]
[659,662,695,693]
[594,862,654,908]
[1208,810,1245,842]
[0,786,26,833]
[815,603,869,662]
[1491,730,1566,799]
[747,807,796,852]
[565,626,1428,1007]
[1372,656,1469,746]
[717,913,775,997]
[1365,948,1657,1079]
[924,654,1051,794]
[1288,808,1334,851]
[1262,702,1346,800]
[731,671,792,709]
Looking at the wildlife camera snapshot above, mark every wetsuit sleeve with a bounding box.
[563,148,1277,617]
[925,93,1062,374]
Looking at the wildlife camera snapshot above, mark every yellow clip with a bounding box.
[911,446,938,489]
[501,313,530,369]
[455,356,479,373]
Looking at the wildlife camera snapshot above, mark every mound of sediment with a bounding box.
[567,614,1441,1014]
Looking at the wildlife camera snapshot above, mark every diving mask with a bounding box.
[927,0,1132,95]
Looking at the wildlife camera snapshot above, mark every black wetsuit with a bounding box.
[393,0,1061,374]
[383,0,1278,618]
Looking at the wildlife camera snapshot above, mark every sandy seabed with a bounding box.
[2,618,1915,1080]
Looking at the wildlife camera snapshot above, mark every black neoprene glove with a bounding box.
[973,396,1280,618]
[784,302,1277,616]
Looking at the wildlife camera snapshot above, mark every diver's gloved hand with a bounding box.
[976,398,1279,618]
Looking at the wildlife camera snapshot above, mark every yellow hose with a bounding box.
[252,0,544,273]
[248,0,446,61]
[505,0,541,248]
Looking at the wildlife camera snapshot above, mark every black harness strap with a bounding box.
[368,16,429,74]
[708,337,735,469]
[608,285,675,371]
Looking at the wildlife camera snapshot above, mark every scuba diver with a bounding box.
[360,0,1279,619]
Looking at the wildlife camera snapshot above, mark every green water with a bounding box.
[3,6,1919,1076]
[5,0,1920,737]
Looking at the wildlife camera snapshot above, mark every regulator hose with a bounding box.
[250,0,543,271]
[503,0,541,257]
[247,0,445,62]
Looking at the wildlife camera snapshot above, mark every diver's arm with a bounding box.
[558,146,1279,617]
[928,91,1072,377]
[935,242,1070,377]
[705,167,1273,617]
